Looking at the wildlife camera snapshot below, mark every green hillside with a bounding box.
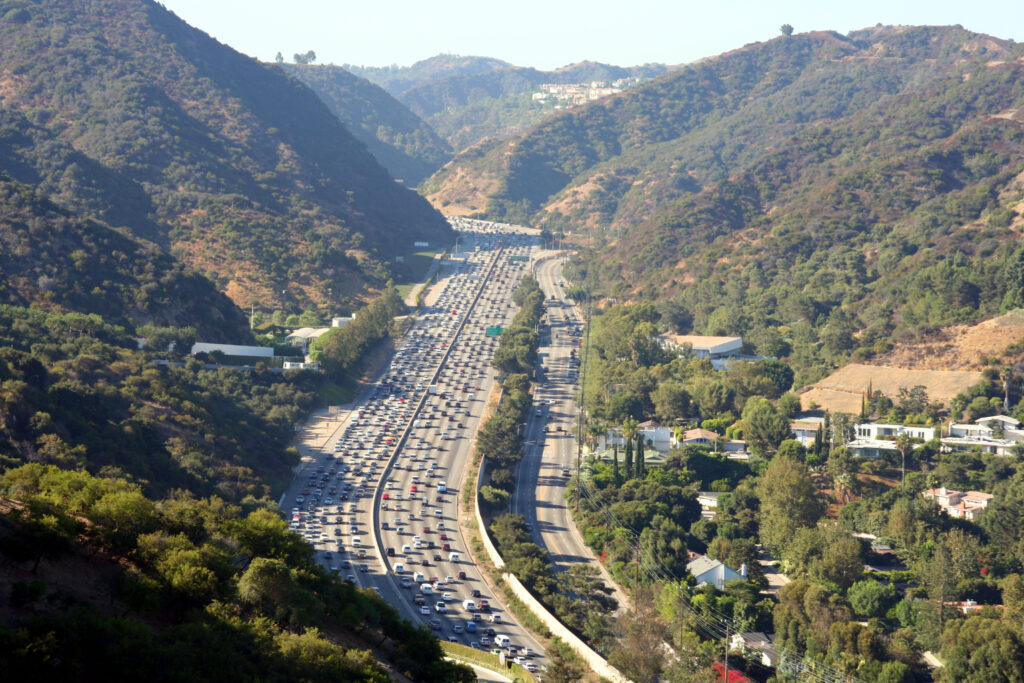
[426,26,1024,380]
[0,0,452,311]
[342,54,513,96]
[282,64,452,186]
[0,173,249,340]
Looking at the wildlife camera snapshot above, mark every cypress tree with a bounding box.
[624,436,633,479]
[636,434,645,478]
[612,444,620,481]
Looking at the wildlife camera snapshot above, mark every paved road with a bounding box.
[511,254,631,612]
[280,219,545,674]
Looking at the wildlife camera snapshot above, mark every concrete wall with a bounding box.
[476,456,626,682]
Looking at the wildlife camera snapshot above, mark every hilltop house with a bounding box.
[942,415,1024,455]
[845,422,936,458]
[658,333,744,369]
[730,632,780,667]
[606,421,674,453]
[922,487,994,521]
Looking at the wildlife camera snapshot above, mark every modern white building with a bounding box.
[942,415,1024,455]
[658,333,743,360]
[190,342,274,358]
[846,422,936,457]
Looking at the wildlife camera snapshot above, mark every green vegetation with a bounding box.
[432,27,1024,384]
[282,64,452,185]
[0,0,451,311]
[0,465,472,682]
[310,283,404,384]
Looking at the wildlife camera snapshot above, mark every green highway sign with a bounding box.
[509,256,530,262]
[485,327,504,336]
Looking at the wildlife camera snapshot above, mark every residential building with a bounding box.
[606,421,674,452]
[687,555,746,590]
[679,428,720,447]
[846,422,936,458]
[730,632,780,667]
[922,487,994,521]
[658,333,743,361]
[697,492,723,511]
[942,415,1024,455]
[790,419,822,448]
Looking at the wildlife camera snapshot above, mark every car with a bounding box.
[434,602,446,613]
[419,606,430,615]
[471,589,481,597]
[464,621,477,633]
[458,571,467,580]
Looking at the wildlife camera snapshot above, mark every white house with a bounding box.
[846,422,936,458]
[790,419,823,448]
[678,428,719,447]
[943,415,1024,455]
[697,492,723,511]
[606,421,674,453]
[686,555,746,590]
[730,632,779,667]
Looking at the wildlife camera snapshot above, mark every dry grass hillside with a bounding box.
[800,312,1024,413]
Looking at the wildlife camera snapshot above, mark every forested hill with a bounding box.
[0,0,452,312]
[426,26,1024,381]
[342,54,514,96]
[0,173,249,339]
[282,64,452,186]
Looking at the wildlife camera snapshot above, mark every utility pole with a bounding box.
[723,618,730,683]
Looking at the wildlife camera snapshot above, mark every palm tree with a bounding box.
[894,433,914,490]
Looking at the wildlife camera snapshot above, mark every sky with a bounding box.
[157,0,1023,70]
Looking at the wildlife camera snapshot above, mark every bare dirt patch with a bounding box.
[801,363,982,413]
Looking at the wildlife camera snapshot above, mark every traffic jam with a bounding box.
[283,218,544,672]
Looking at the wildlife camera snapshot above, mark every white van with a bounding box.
[489,614,501,623]
[495,635,511,648]
[449,552,461,562]
[394,563,405,573]
[352,536,361,546]
[420,583,434,595]
[414,572,426,583]
[462,599,476,611]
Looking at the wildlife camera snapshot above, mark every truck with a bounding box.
[428,385,438,395]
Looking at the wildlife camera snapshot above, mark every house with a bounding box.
[790,420,822,448]
[605,421,674,453]
[658,334,744,369]
[845,422,936,458]
[942,415,1024,455]
[286,327,332,352]
[687,555,746,590]
[729,632,780,667]
[331,316,353,328]
[922,487,994,521]
[697,492,723,510]
[679,428,720,447]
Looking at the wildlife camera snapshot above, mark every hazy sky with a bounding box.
[158,0,1023,70]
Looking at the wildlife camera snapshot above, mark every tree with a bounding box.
[894,433,914,489]
[545,637,585,683]
[940,617,1024,682]
[635,433,646,478]
[742,397,790,458]
[651,379,690,421]
[608,591,669,682]
[780,23,794,36]
[757,456,825,555]
[293,50,317,65]
[848,579,896,618]
[274,51,284,64]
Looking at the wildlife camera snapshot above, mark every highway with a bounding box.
[280,219,546,674]
[511,254,631,611]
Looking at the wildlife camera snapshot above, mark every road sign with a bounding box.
[485,327,504,336]
[509,256,529,262]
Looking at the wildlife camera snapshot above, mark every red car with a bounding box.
[383,493,390,500]
[411,485,418,492]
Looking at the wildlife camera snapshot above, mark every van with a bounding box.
[495,635,511,648]
[462,599,476,611]
[414,572,425,583]
[352,536,361,546]
[420,583,434,595]
[449,552,461,562]
[438,482,447,493]
[394,563,405,573]
[489,614,501,623]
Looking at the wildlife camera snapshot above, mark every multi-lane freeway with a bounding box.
[279,219,546,673]
[512,255,631,611]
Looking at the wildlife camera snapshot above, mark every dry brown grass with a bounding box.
[801,363,983,413]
